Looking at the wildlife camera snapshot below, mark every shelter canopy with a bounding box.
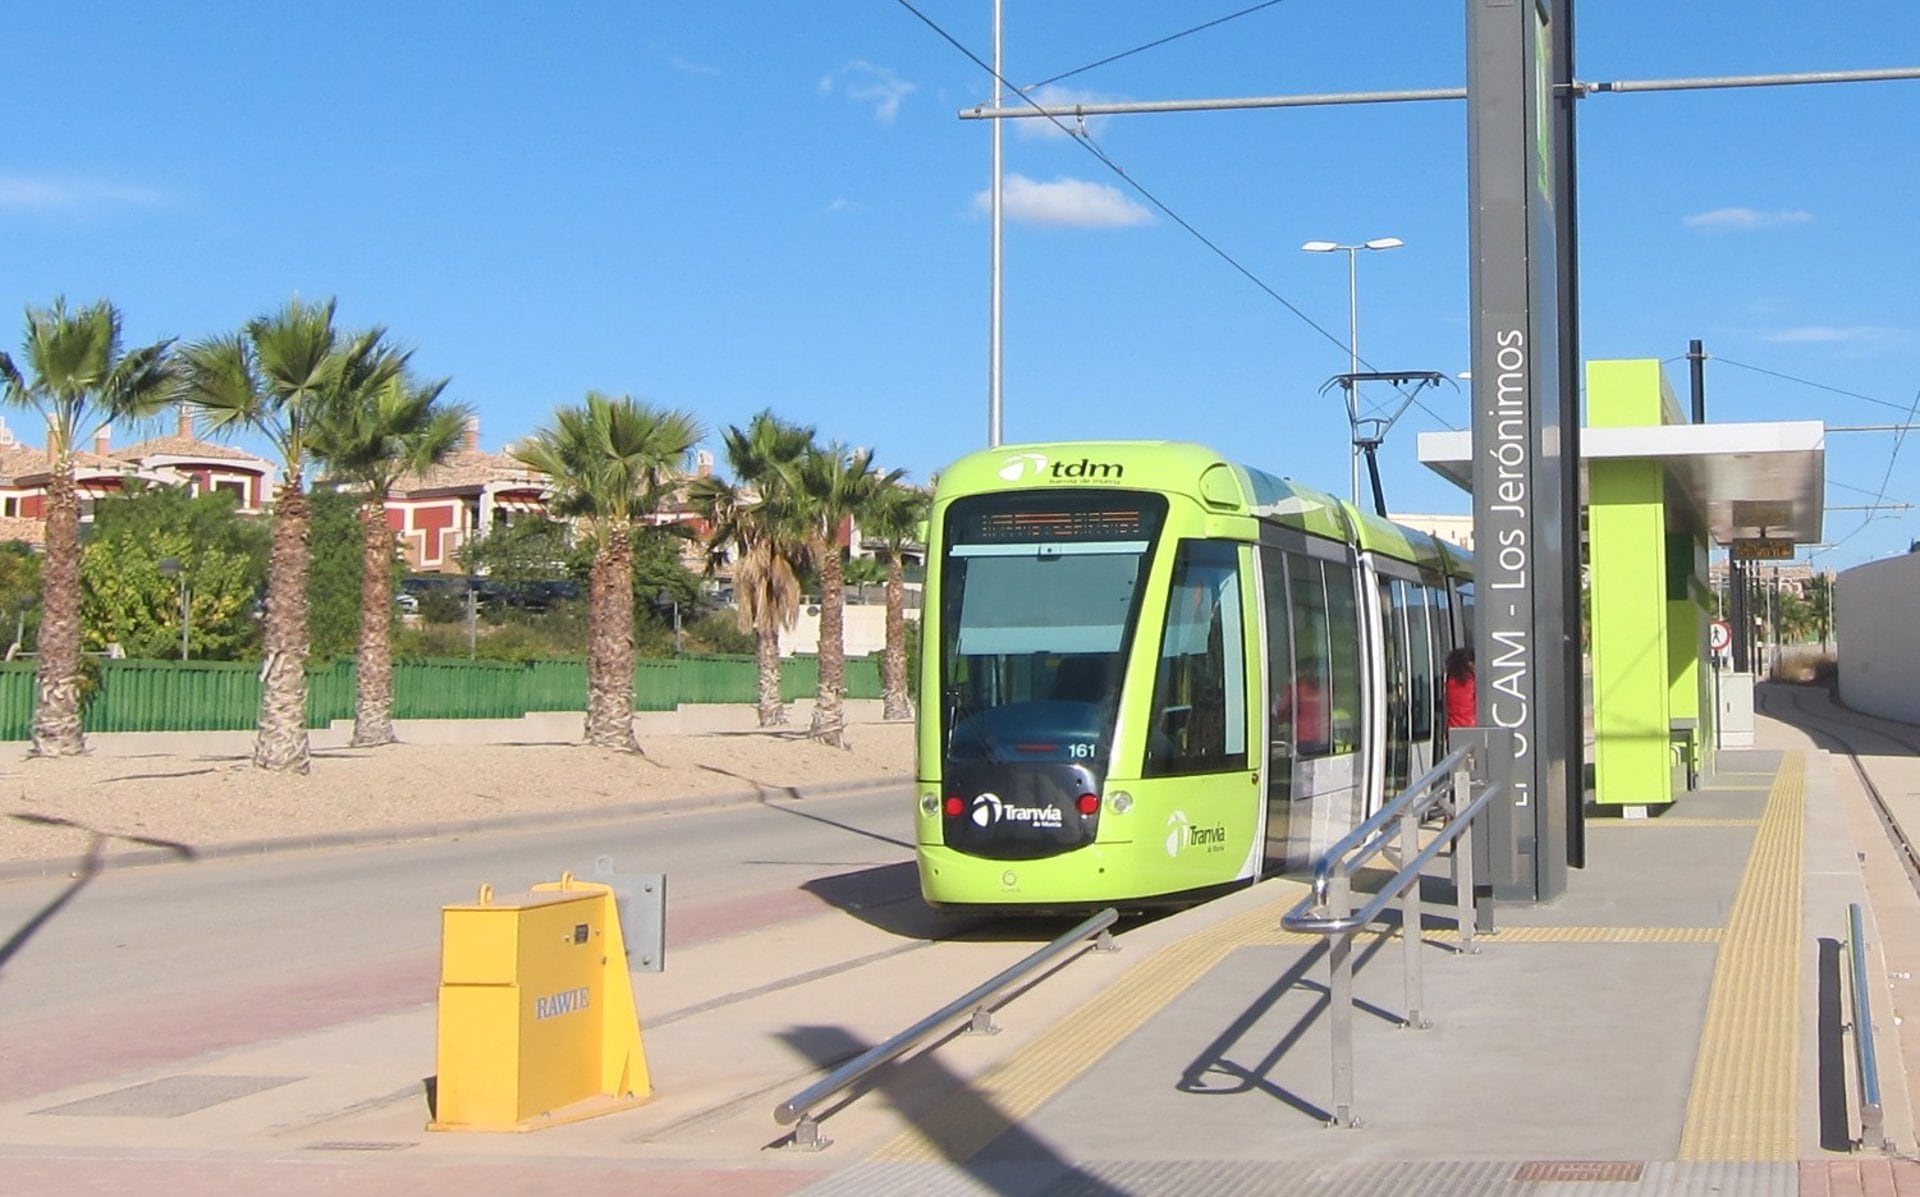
[1415,420,1825,544]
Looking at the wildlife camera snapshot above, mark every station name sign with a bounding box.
[1732,538,1794,561]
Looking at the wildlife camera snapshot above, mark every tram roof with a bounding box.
[935,440,1466,572]
[1414,419,1826,544]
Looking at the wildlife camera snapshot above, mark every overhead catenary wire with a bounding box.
[1024,0,1292,92]
[892,0,1459,433]
[1707,354,1918,558]
[1713,356,1916,415]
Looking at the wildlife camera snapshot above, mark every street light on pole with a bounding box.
[158,557,189,661]
[1301,236,1404,502]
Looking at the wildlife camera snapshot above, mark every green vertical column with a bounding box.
[1587,359,1679,809]
[1665,527,1712,789]
[1589,458,1673,807]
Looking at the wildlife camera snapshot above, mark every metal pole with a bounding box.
[1329,870,1355,1127]
[179,578,189,661]
[987,0,1004,448]
[1452,752,1477,951]
[1688,338,1706,424]
[1346,247,1360,503]
[1401,804,1425,1029]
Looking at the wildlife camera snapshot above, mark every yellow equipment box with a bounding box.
[429,873,651,1132]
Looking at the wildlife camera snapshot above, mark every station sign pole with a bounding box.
[1467,0,1579,902]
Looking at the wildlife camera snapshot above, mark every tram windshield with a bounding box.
[938,491,1165,772]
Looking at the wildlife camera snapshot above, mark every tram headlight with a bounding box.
[1108,790,1134,815]
[920,792,939,816]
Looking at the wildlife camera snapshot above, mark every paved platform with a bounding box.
[804,684,1920,1194]
[3,683,1919,1196]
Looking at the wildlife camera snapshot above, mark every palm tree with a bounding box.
[861,478,930,721]
[0,298,175,756]
[310,369,469,747]
[798,443,902,748]
[514,393,702,751]
[176,298,400,773]
[688,411,813,727]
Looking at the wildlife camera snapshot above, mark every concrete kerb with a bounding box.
[0,773,911,885]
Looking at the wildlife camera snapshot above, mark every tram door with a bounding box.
[1369,573,1446,811]
[1261,545,1365,871]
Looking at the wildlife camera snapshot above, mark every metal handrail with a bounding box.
[1291,748,1473,921]
[773,906,1118,1150]
[1286,780,1504,937]
[1282,741,1502,1127]
[1847,902,1885,1152]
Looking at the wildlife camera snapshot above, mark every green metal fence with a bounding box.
[0,653,886,740]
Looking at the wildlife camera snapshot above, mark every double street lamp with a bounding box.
[1301,236,1404,502]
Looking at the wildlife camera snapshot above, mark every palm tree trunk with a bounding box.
[254,478,312,773]
[755,619,786,726]
[30,463,86,756]
[584,528,638,750]
[351,498,397,747]
[882,551,911,721]
[809,544,847,748]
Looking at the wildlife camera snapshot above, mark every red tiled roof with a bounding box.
[116,434,271,466]
[394,448,549,493]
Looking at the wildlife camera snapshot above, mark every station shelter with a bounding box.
[1416,358,1825,812]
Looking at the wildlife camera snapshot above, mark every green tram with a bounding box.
[915,441,1474,911]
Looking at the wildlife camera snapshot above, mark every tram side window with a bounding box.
[1380,578,1411,797]
[1260,550,1295,771]
[1407,584,1436,742]
[1324,561,1363,755]
[1285,557,1334,758]
[1144,542,1248,776]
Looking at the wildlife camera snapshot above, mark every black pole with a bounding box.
[1362,443,1389,518]
[1688,338,1706,424]
[1728,560,1747,674]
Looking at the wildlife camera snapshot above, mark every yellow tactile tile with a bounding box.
[1677,751,1805,1161]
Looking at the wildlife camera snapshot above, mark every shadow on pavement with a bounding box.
[1175,929,1399,1126]
[772,1024,1129,1194]
[0,814,197,978]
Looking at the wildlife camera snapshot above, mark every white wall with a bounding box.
[783,602,916,659]
[1837,552,1920,725]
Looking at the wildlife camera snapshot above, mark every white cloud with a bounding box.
[973,174,1152,228]
[1683,207,1813,231]
[1011,84,1119,141]
[1764,325,1903,345]
[669,55,720,77]
[827,60,915,124]
[825,197,865,215]
[0,175,167,213]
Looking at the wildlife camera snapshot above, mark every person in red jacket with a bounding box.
[1445,647,1476,731]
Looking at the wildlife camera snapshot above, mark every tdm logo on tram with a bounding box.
[997,453,1125,483]
[970,792,1065,829]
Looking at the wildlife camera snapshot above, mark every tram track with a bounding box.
[1764,684,1920,897]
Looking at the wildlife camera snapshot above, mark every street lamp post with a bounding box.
[158,557,189,661]
[1301,236,1404,502]
[657,590,683,655]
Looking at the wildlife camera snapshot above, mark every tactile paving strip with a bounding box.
[1677,751,1805,1160]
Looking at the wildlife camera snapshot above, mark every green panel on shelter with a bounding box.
[1584,359,1717,809]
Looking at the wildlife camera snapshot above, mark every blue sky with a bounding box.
[5,2,1917,570]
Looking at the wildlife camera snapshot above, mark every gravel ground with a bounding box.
[0,721,917,868]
